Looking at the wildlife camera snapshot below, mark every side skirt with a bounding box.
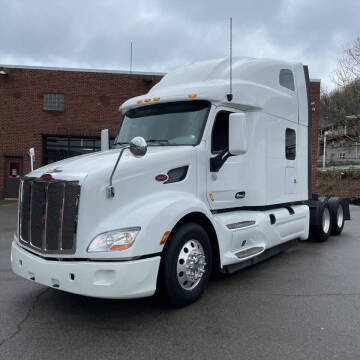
[222,239,298,274]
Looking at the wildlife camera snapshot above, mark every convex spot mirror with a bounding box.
[229,112,248,156]
[130,136,147,157]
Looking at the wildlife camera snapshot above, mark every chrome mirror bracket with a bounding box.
[106,137,147,199]
[106,185,115,198]
[107,146,129,198]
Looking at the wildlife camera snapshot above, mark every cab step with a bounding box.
[234,246,265,259]
[223,239,298,274]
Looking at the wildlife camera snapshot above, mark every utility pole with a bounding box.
[323,133,327,169]
[323,130,331,169]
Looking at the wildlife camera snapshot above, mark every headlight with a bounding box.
[87,227,140,252]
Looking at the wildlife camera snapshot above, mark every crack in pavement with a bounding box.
[0,288,50,347]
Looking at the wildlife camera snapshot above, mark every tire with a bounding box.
[329,198,345,236]
[309,202,332,242]
[160,223,212,307]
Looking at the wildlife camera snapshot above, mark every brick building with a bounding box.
[0,65,163,198]
[0,64,320,199]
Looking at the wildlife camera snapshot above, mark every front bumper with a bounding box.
[11,241,161,299]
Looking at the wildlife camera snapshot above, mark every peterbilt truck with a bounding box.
[11,57,350,307]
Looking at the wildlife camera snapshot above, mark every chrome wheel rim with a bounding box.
[177,239,207,290]
[337,204,344,228]
[322,207,331,234]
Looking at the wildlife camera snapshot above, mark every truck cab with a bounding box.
[11,57,350,307]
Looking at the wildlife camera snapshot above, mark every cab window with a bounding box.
[211,111,231,153]
[285,128,296,160]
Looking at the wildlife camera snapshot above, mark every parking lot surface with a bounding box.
[0,202,359,360]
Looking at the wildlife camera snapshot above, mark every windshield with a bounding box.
[115,101,210,146]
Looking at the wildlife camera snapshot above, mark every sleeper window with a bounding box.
[212,111,230,153]
[285,128,296,160]
[279,69,295,91]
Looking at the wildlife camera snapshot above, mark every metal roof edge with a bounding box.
[0,64,165,76]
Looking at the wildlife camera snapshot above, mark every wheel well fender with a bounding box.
[164,212,220,272]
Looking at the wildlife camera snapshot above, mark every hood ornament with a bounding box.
[47,167,63,173]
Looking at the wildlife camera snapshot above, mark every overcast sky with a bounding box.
[1,0,359,91]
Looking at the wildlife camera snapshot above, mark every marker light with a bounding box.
[209,193,214,201]
[153,97,160,101]
[87,227,140,252]
[144,98,151,102]
[137,100,143,104]
[188,94,197,98]
[160,231,170,245]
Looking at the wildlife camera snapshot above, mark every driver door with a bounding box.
[206,109,244,210]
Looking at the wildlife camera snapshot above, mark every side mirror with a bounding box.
[101,129,110,151]
[229,113,248,156]
[129,137,147,157]
[28,148,35,172]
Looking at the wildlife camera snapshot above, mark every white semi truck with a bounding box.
[11,57,350,307]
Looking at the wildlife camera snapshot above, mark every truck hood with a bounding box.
[29,146,195,181]
[20,144,199,259]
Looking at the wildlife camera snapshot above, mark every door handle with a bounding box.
[235,191,246,199]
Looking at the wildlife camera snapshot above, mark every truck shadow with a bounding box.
[33,237,348,324]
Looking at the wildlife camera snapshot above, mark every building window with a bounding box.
[339,153,345,159]
[43,135,114,165]
[43,93,65,111]
[279,69,295,91]
[285,128,296,160]
[8,161,21,179]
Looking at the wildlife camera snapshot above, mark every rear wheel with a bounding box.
[309,202,332,242]
[329,199,345,235]
[161,223,212,307]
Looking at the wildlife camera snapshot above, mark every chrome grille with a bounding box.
[19,177,80,254]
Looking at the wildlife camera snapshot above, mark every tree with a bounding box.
[320,82,360,140]
[333,36,360,87]
[320,37,360,142]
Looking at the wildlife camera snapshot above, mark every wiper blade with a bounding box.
[114,141,129,145]
[147,139,169,143]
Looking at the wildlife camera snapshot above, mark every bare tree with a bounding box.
[320,80,360,141]
[321,37,360,143]
[332,36,360,87]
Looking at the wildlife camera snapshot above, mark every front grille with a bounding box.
[19,177,80,254]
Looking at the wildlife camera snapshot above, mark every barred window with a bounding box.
[43,93,65,111]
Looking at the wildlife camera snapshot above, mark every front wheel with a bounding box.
[161,223,212,307]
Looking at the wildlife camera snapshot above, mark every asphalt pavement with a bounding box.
[0,201,360,360]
